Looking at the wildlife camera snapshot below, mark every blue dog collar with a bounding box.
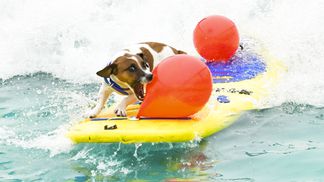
[104,77,130,95]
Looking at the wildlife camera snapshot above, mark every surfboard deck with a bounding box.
[67,50,284,143]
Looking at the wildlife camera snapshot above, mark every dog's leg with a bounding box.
[86,83,112,118]
[114,94,137,117]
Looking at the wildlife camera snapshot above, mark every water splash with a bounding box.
[0,125,73,157]
[1,0,324,106]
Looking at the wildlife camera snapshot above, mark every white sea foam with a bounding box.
[0,123,74,157]
[1,0,324,106]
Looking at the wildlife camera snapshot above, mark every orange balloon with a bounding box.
[193,15,239,62]
[137,55,212,118]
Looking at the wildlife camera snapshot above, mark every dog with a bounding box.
[86,42,186,118]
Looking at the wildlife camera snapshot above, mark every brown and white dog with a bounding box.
[86,42,186,118]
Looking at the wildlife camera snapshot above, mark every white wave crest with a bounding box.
[1,0,324,106]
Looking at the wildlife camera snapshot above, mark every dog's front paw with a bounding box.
[83,108,101,118]
[114,107,127,117]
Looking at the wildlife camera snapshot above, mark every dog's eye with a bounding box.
[143,62,149,68]
[128,65,136,72]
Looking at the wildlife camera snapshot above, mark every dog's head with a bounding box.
[97,52,153,101]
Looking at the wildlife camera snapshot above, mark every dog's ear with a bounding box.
[139,47,154,70]
[137,53,145,60]
[96,63,117,78]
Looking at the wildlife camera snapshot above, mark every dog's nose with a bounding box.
[146,74,153,81]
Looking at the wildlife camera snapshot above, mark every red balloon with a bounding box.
[193,15,239,62]
[137,55,212,119]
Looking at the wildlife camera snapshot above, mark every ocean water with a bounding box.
[1,0,324,181]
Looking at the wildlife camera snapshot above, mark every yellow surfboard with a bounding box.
[67,50,284,143]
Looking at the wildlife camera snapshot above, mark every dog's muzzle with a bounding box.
[141,73,153,84]
[146,73,153,82]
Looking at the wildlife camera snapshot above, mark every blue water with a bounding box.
[1,0,324,181]
[1,74,324,181]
